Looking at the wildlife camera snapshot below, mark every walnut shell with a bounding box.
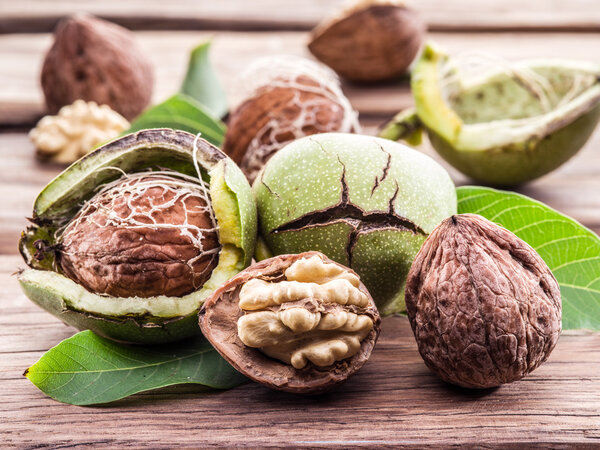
[58,173,220,298]
[405,214,561,389]
[223,56,358,183]
[199,251,381,393]
[41,14,153,120]
[308,0,426,82]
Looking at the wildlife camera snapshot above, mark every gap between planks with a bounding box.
[1,31,600,127]
[1,0,600,33]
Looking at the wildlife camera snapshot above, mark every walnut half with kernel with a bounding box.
[200,251,381,393]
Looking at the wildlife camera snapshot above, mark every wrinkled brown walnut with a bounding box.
[223,56,358,183]
[200,251,381,393]
[308,0,425,82]
[405,214,561,389]
[41,14,153,120]
[58,172,220,298]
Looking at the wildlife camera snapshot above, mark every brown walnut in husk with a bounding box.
[308,0,425,82]
[58,172,220,298]
[405,214,561,389]
[223,56,358,183]
[41,14,153,120]
[200,251,381,393]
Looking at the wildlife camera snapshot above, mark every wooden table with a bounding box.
[2,1,600,447]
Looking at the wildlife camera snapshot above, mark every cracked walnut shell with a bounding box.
[200,251,381,393]
[405,214,562,389]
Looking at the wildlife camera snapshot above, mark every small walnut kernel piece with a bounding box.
[284,254,360,286]
[237,255,374,369]
[29,100,129,164]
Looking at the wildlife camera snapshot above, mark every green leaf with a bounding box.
[25,330,246,405]
[126,94,226,146]
[457,186,600,330]
[180,41,228,118]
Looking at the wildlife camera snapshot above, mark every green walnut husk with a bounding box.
[18,129,256,344]
[253,132,456,315]
[380,42,600,186]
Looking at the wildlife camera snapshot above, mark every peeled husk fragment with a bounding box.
[381,43,600,186]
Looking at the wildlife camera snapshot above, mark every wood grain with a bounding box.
[3,115,600,256]
[2,0,600,33]
[1,256,599,447]
[2,31,600,126]
[2,2,600,446]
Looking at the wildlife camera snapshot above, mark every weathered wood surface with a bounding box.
[2,0,600,33]
[2,1,600,447]
[1,256,599,447]
[3,122,600,257]
[2,31,600,126]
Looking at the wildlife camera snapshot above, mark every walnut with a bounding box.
[405,214,562,389]
[223,56,359,183]
[41,14,154,120]
[29,100,129,164]
[308,0,426,82]
[200,251,381,393]
[57,171,220,298]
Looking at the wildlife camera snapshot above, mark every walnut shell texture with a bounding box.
[200,251,381,394]
[223,56,358,183]
[405,214,561,389]
[58,172,220,298]
[41,14,153,120]
[308,0,426,82]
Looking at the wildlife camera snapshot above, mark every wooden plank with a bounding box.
[1,254,599,447]
[1,0,600,33]
[3,114,600,256]
[1,31,600,127]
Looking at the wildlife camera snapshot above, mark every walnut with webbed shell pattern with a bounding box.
[58,171,220,298]
[223,56,359,183]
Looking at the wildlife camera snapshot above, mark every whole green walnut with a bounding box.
[253,133,456,314]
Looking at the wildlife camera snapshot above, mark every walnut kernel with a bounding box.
[29,100,129,164]
[237,255,373,368]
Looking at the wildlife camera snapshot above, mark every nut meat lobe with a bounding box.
[237,255,373,369]
[405,214,561,389]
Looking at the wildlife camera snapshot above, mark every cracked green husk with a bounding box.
[253,133,456,315]
[18,129,257,344]
[380,42,600,186]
